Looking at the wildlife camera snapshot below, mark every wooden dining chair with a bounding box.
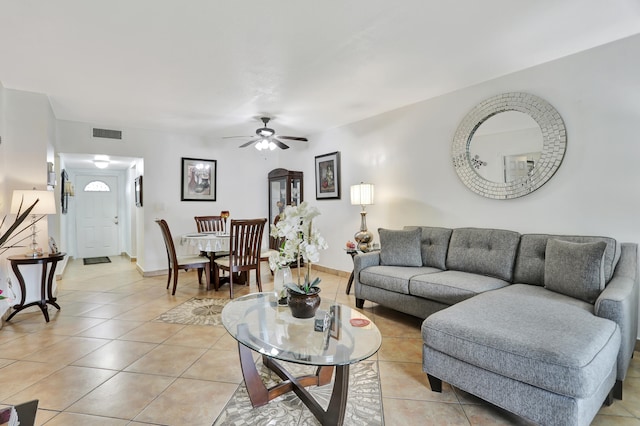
[194,215,225,233]
[194,215,229,284]
[260,214,283,274]
[156,219,211,295]
[214,218,267,298]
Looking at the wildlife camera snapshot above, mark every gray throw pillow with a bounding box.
[544,239,607,304]
[379,228,422,267]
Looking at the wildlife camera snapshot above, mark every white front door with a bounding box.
[76,175,119,258]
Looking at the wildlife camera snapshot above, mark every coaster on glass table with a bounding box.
[350,318,370,327]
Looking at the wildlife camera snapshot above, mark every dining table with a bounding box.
[180,231,230,254]
[180,232,247,285]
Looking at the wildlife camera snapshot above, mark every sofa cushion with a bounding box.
[544,239,607,304]
[379,228,422,267]
[514,234,620,286]
[359,265,441,294]
[410,270,510,305]
[404,226,452,269]
[446,228,520,281]
[422,284,620,398]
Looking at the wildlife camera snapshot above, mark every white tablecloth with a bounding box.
[181,233,230,253]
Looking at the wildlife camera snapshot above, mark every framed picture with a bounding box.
[315,151,341,200]
[181,157,217,201]
[60,169,69,214]
[49,237,59,254]
[135,176,143,207]
[329,304,341,340]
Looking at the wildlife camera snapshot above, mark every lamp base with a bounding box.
[25,215,45,257]
[354,230,373,252]
[24,249,44,258]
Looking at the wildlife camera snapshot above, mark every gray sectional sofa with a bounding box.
[353,227,639,426]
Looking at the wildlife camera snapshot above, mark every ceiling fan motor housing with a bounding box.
[257,127,275,137]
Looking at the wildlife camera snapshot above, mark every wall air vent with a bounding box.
[92,128,122,140]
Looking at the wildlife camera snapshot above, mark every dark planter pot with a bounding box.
[287,289,321,319]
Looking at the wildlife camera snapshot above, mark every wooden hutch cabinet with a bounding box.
[268,168,303,224]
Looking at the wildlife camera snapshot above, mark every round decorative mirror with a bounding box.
[452,92,566,199]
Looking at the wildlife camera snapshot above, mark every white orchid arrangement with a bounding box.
[269,201,328,294]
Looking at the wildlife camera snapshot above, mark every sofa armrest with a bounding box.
[354,251,381,273]
[353,251,381,295]
[594,242,639,381]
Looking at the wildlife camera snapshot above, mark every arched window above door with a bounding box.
[84,180,111,192]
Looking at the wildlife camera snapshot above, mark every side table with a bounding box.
[7,252,65,322]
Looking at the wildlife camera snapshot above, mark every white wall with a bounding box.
[277,35,640,276]
[0,81,6,209]
[0,88,57,315]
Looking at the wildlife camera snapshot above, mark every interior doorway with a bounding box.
[58,153,142,261]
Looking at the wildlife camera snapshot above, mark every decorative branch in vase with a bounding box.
[0,196,41,255]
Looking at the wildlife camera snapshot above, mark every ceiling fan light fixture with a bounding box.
[94,159,109,169]
[229,116,308,150]
[255,139,271,151]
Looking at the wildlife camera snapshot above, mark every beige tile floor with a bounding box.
[0,255,638,425]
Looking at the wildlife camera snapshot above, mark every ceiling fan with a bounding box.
[224,117,308,150]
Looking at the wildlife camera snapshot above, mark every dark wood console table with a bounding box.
[7,252,65,322]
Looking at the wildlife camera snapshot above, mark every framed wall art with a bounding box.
[60,169,69,214]
[135,176,143,207]
[315,151,341,200]
[181,157,217,201]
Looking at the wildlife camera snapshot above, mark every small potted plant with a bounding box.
[269,202,328,318]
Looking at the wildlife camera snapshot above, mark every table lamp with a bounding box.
[350,183,374,251]
[10,189,57,257]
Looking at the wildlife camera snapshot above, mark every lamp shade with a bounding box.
[350,183,375,206]
[10,190,57,215]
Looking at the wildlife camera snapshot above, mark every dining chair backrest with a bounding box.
[156,218,210,295]
[195,216,225,233]
[269,214,284,251]
[157,219,178,267]
[228,218,267,272]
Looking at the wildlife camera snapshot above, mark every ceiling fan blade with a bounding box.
[239,138,260,148]
[278,135,308,142]
[272,137,290,150]
[223,135,254,139]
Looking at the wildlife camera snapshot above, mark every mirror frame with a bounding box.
[452,92,567,199]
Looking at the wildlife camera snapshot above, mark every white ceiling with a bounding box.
[1,0,640,142]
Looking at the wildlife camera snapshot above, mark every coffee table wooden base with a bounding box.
[237,342,350,426]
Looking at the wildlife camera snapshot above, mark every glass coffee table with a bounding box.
[221,292,382,426]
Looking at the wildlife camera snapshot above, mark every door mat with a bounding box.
[83,256,111,265]
[213,359,383,425]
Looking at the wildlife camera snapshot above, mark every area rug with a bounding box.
[155,297,230,326]
[83,256,111,265]
[213,359,383,425]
